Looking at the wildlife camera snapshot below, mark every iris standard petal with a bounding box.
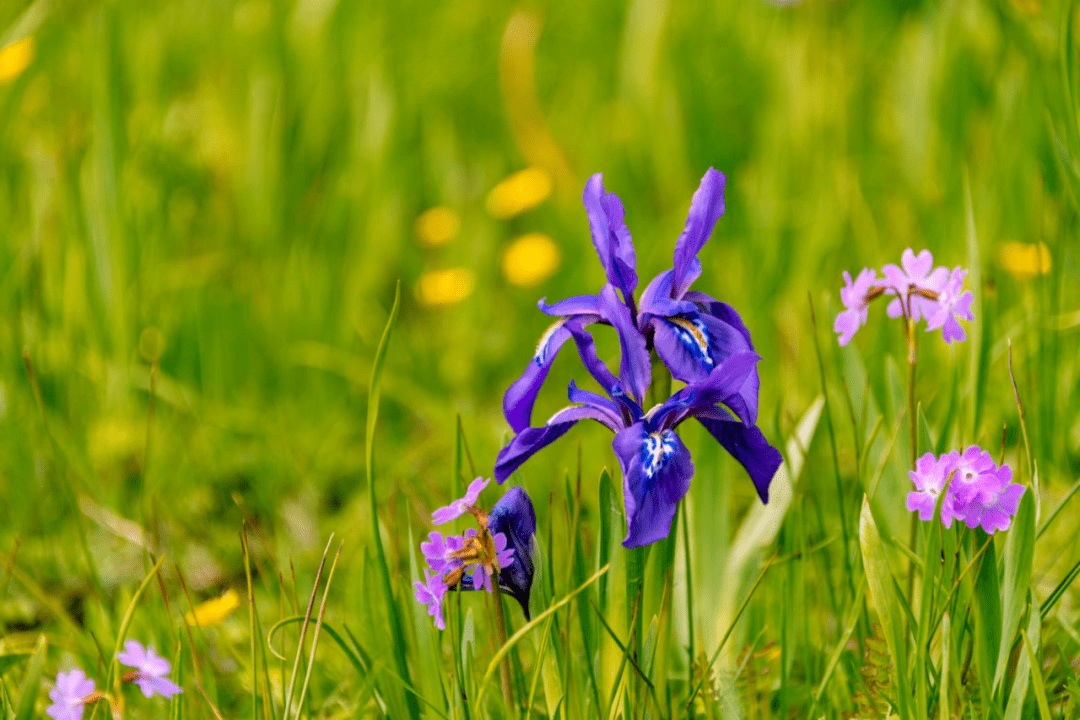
[613,423,694,548]
[583,174,638,305]
[504,314,600,432]
[672,168,726,299]
[695,415,782,503]
[488,487,537,618]
[638,270,699,318]
[599,283,651,405]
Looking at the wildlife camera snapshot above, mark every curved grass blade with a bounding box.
[476,564,610,708]
[364,281,418,719]
[13,635,46,720]
[108,555,167,689]
[685,550,777,710]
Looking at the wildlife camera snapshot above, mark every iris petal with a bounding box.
[696,415,782,503]
[613,423,694,548]
[583,174,638,306]
[487,487,537,618]
[503,314,601,432]
[672,168,726,299]
[599,284,650,405]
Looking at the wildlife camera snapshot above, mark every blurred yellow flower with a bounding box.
[0,37,33,84]
[88,418,143,467]
[414,206,460,247]
[485,167,552,219]
[998,241,1051,279]
[185,589,240,627]
[417,267,475,306]
[502,233,561,287]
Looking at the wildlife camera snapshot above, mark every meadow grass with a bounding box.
[1,0,1080,716]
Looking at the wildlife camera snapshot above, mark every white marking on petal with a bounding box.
[640,430,678,482]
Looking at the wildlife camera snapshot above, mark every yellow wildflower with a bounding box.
[185,589,240,627]
[414,207,461,247]
[502,233,561,287]
[485,167,552,219]
[417,268,475,306]
[0,37,33,84]
[998,241,1051,279]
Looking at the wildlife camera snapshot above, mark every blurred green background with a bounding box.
[1,0,1079,714]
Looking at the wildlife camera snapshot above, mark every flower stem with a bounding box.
[905,314,920,601]
[491,589,513,707]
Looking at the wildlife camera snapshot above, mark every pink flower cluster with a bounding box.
[46,640,181,720]
[413,478,516,630]
[835,248,974,346]
[906,447,1025,534]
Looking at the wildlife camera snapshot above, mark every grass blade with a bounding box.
[859,497,910,719]
[477,564,610,707]
[13,635,46,720]
[364,281,418,719]
[994,489,1035,694]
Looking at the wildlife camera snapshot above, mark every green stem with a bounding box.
[905,314,920,616]
[492,589,513,707]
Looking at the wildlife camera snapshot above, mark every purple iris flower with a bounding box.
[46,669,96,720]
[496,323,781,548]
[117,640,183,699]
[503,168,760,433]
[456,487,536,617]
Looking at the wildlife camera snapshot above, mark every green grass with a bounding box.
[2,0,1080,716]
